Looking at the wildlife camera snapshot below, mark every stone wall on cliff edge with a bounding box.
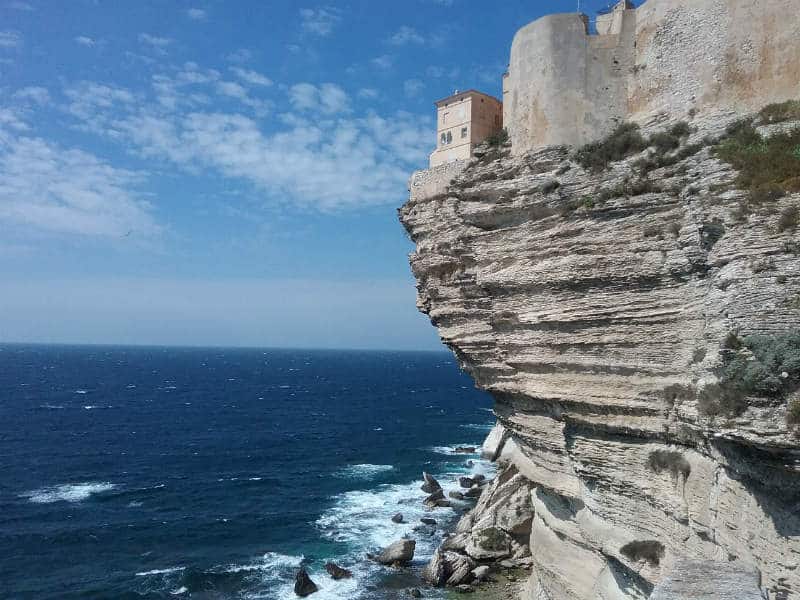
[504,0,800,154]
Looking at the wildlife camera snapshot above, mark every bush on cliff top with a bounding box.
[576,121,694,173]
[714,118,800,203]
[759,100,800,124]
[575,122,648,172]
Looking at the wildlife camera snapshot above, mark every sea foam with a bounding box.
[333,464,395,480]
[23,482,116,504]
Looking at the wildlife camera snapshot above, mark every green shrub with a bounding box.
[778,205,799,232]
[759,100,800,124]
[486,128,509,147]
[714,118,800,199]
[698,332,800,418]
[620,540,665,566]
[647,450,691,479]
[575,122,648,172]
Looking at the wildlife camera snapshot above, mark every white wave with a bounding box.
[74,389,88,394]
[83,405,96,410]
[459,423,494,431]
[333,464,395,480]
[136,567,186,577]
[170,587,188,595]
[429,444,480,456]
[23,482,116,504]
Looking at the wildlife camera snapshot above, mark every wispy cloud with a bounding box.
[299,6,341,36]
[358,88,379,100]
[186,7,207,21]
[74,35,96,47]
[0,30,22,48]
[13,86,50,105]
[403,79,424,98]
[7,1,34,10]
[61,72,433,211]
[230,67,272,87]
[288,82,349,114]
[388,26,425,46]
[371,55,393,70]
[0,132,159,238]
[226,48,252,63]
[138,33,172,54]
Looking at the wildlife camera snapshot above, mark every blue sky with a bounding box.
[0,0,618,350]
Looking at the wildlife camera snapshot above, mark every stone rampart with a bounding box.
[505,0,800,155]
[408,160,467,202]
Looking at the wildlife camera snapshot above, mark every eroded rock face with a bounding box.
[399,113,800,599]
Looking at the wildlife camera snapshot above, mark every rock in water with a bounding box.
[421,517,437,526]
[374,539,416,565]
[392,513,404,523]
[454,446,476,454]
[294,568,318,597]
[324,562,352,580]
[459,476,475,488]
[423,489,445,507]
[408,589,423,598]
[421,472,441,494]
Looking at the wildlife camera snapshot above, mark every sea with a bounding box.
[0,345,495,600]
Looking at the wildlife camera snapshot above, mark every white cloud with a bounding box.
[75,36,96,47]
[371,55,393,70]
[226,48,252,63]
[138,33,172,54]
[0,134,159,238]
[403,79,424,98]
[186,8,207,21]
[358,88,379,100]
[299,7,341,36]
[13,86,50,105]
[288,82,349,115]
[62,74,433,211]
[230,67,272,86]
[388,26,425,46]
[0,30,22,48]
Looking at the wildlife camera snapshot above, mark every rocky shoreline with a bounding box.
[292,428,530,598]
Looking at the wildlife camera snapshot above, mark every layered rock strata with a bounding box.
[400,112,800,599]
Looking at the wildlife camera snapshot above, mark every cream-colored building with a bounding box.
[429,90,503,167]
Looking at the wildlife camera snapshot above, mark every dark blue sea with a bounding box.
[0,345,494,600]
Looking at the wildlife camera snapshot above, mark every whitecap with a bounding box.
[333,464,394,480]
[459,423,494,431]
[23,482,116,504]
[170,587,188,595]
[135,567,186,577]
[74,389,88,394]
[83,405,96,410]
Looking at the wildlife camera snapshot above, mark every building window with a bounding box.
[440,132,447,146]
[442,112,449,124]
[461,127,468,139]
[446,131,452,144]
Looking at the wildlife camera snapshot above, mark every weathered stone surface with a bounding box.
[392,513,404,524]
[293,568,318,597]
[650,559,764,600]
[324,562,352,580]
[421,472,442,494]
[399,108,800,600]
[373,539,416,566]
[505,0,800,153]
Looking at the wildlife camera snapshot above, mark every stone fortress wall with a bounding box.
[504,0,800,154]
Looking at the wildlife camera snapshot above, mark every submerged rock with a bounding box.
[421,517,437,526]
[294,568,318,597]
[392,513,404,523]
[324,562,352,580]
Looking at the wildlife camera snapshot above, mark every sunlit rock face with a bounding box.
[399,111,800,599]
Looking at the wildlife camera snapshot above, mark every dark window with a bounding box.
[461,127,468,139]
[446,131,452,143]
